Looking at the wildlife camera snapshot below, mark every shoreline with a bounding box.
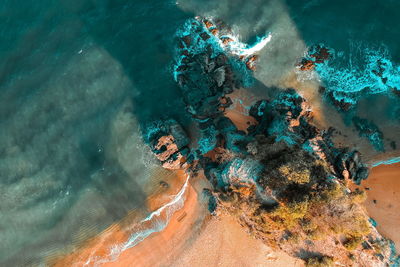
[52,84,399,266]
[353,163,400,249]
[51,168,303,266]
[50,169,208,266]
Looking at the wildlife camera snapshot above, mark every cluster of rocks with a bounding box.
[333,149,370,184]
[147,17,258,170]
[244,88,373,185]
[145,119,190,170]
[174,17,259,120]
[143,17,397,267]
[248,89,318,143]
[297,45,331,71]
[176,22,231,119]
[175,45,236,119]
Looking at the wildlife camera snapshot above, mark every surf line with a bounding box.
[371,156,400,167]
[84,174,191,266]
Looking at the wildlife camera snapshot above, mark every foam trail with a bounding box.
[123,173,190,249]
[371,157,400,167]
[229,34,272,56]
[84,174,191,266]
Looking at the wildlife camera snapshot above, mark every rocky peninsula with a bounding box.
[144,17,399,267]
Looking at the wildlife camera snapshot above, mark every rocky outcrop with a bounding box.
[146,119,190,169]
[297,45,331,71]
[175,21,237,119]
[248,89,318,145]
[328,93,354,111]
[143,17,397,267]
[333,149,370,184]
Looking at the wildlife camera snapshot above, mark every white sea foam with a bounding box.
[226,33,272,57]
[84,174,191,266]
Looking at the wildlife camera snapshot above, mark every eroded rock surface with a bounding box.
[143,17,399,267]
[146,119,190,169]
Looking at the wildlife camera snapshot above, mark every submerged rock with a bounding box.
[352,116,385,151]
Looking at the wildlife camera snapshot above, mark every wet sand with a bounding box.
[102,177,302,267]
[101,172,210,267]
[50,169,206,266]
[52,167,302,266]
[52,86,311,266]
[354,163,400,248]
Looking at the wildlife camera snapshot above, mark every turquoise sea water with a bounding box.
[0,0,399,266]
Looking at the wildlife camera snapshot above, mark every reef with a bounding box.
[145,17,398,267]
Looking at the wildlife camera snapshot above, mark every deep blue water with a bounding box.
[0,0,399,265]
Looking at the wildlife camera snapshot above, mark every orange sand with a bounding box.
[224,89,258,132]
[52,168,301,266]
[177,214,304,267]
[52,87,310,266]
[354,163,400,248]
[101,171,211,267]
[51,169,204,267]
[224,108,257,132]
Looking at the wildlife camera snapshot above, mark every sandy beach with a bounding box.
[50,169,205,266]
[51,166,302,267]
[51,86,400,267]
[353,163,400,249]
[224,89,259,132]
[175,214,303,267]
[50,86,304,267]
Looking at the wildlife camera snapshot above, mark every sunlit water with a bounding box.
[0,0,399,266]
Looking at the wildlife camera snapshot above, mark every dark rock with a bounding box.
[297,45,330,71]
[310,45,331,63]
[146,119,190,169]
[355,167,369,184]
[200,32,210,41]
[159,181,169,189]
[332,149,369,184]
[328,92,353,111]
[182,35,192,46]
[318,86,326,94]
[393,88,400,97]
[298,59,315,71]
[215,54,228,67]
[390,141,397,150]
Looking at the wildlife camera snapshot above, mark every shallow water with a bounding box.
[0,0,399,266]
[0,1,192,265]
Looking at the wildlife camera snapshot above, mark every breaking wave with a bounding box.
[313,45,400,104]
[83,174,191,266]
